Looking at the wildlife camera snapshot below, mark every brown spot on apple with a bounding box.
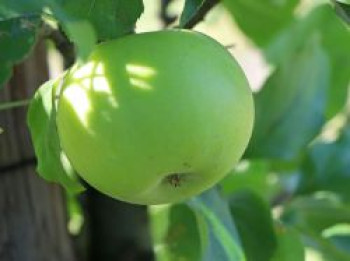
[166,173,183,188]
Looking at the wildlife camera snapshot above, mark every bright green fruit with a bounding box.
[56,30,254,205]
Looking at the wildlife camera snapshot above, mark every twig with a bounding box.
[182,0,220,29]
[160,0,177,26]
[0,99,31,111]
[225,44,236,49]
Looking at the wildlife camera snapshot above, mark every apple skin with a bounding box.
[56,30,254,205]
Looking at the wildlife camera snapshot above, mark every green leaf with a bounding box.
[0,0,97,61]
[188,188,246,261]
[246,36,330,160]
[304,232,350,261]
[271,226,304,261]
[265,5,333,64]
[282,194,350,260]
[321,6,350,118]
[335,0,350,4]
[61,0,144,41]
[229,190,277,261]
[179,0,204,27]
[323,223,350,238]
[27,77,84,194]
[150,188,246,261]
[266,5,350,118]
[0,16,41,88]
[323,224,350,254]
[333,1,350,24]
[222,0,299,46]
[149,204,202,261]
[62,19,96,61]
[43,1,97,61]
[282,194,350,235]
[0,0,43,19]
[220,160,280,201]
[298,124,350,201]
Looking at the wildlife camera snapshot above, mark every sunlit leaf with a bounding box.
[27,77,84,194]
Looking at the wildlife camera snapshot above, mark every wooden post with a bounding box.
[0,41,76,261]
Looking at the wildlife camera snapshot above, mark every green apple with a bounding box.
[56,30,254,205]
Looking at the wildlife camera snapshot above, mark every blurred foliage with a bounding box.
[228,190,277,261]
[223,0,300,46]
[246,36,329,159]
[265,5,350,119]
[150,188,245,261]
[282,193,350,260]
[221,160,281,201]
[333,0,350,23]
[298,123,350,201]
[270,225,304,261]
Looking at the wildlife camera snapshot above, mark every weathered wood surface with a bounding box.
[0,41,76,261]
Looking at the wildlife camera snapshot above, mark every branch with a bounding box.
[182,0,220,29]
[0,157,37,175]
[0,99,31,111]
[160,0,178,26]
[42,24,76,68]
